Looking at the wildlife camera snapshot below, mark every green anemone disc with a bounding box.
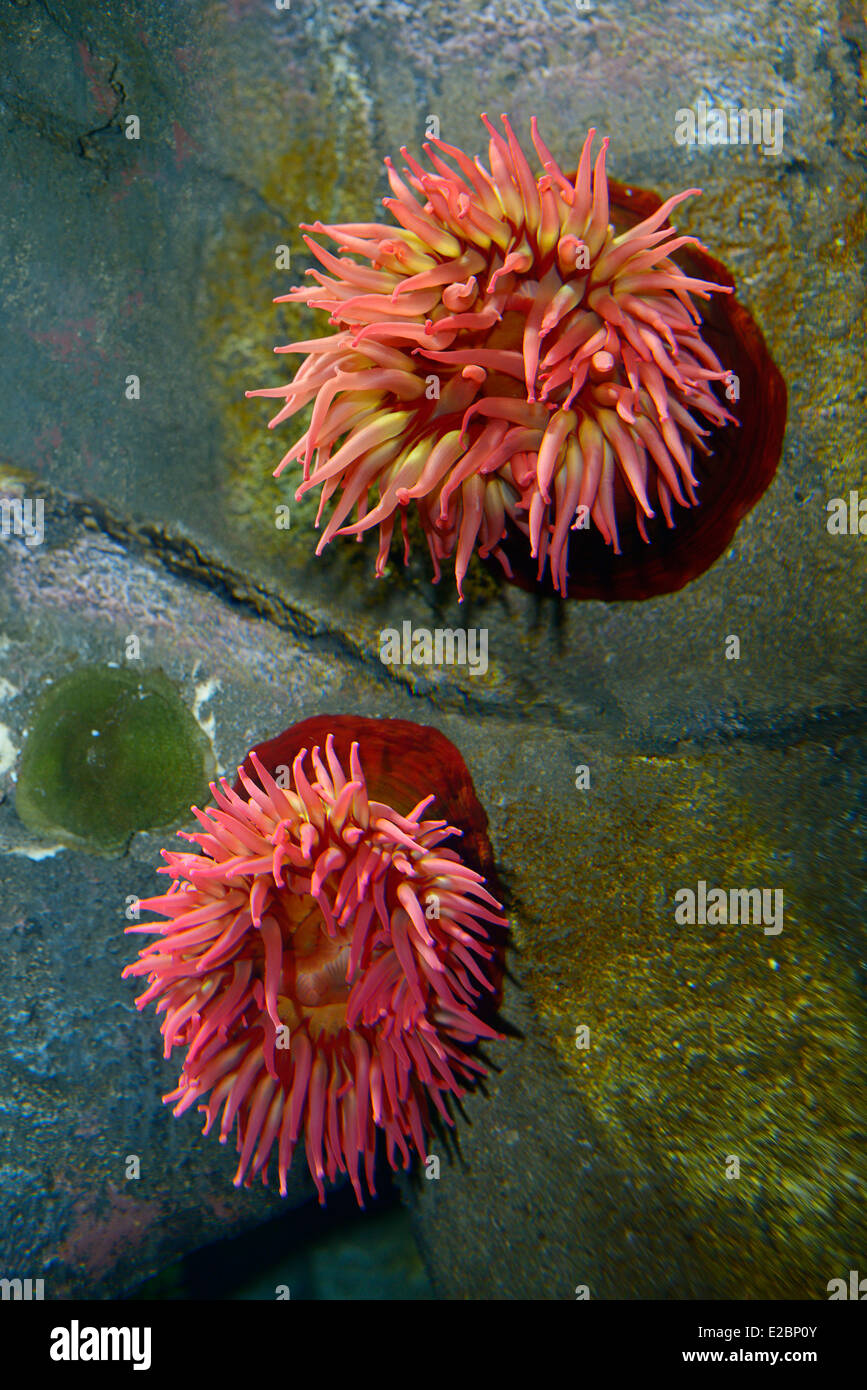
[15,666,215,853]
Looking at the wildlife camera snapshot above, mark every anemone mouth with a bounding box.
[274,897,353,1027]
[491,177,787,601]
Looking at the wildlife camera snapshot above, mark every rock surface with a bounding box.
[0,0,864,1298]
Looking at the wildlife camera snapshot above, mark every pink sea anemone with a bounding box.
[247,114,752,600]
[123,717,504,1205]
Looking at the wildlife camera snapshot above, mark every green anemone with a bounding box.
[15,666,215,853]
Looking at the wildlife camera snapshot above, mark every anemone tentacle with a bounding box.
[249,116,737,598]
[124,733,504,1205]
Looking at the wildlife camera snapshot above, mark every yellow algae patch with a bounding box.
[498,741,864,1297]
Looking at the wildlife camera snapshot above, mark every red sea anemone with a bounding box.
[123,716,504,1205]
[248,114,785,600]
